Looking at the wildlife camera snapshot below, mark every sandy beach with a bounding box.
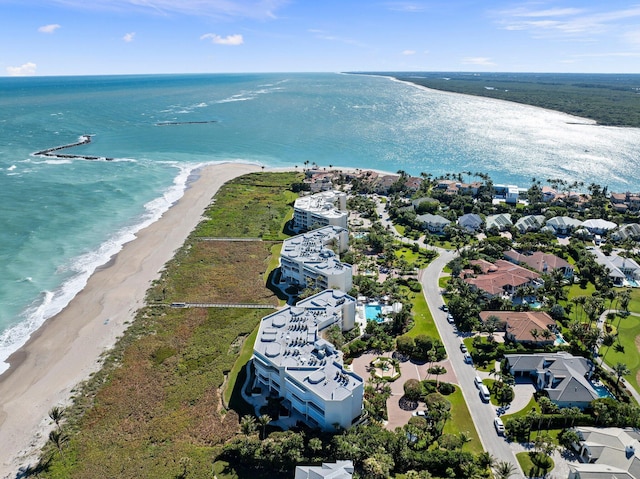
[0,162,260,478]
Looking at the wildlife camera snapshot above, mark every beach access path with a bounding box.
[0,162,260,478]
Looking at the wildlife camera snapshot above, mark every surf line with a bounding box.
[33,135,113,161]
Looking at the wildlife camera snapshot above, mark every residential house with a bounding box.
[464,259,542,298]
[253,290,363,431]
[305,173,334,193]
[582,219,618,236]
[404,176,423,192]
[458,213,483,232]
[486,213,513,232]
[612,223,640,242]
[545,216,583,236]
[479,311,556,344]
[374,175,400,195]
[295,460,354,479]
[293,190,348,232]
[416,213,451,234]
[494,184,520,204]
[514,215,546,234]
[505,352,597,409]
[589,248,640,286]
[280,226,353,292]
[568,427,640,479]
[504,249,574,279]
[610,191,640,213]
[542,186,559,202]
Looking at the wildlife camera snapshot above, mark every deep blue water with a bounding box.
[1,72,640,372]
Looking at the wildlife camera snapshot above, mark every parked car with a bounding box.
[440,304,449,312]
[459,342,468,353]
[447,313,454,324]
[463,352,473,364]
[494,417,505,435]
[412,410,427,417]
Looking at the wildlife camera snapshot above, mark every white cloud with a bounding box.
[495,5,640,39]
[50,0,287,20]
[402,49,416,55]
[7,62,37,76]
[200,33,244,45]
[462,57,495,66]
[38,24,61,34]
[123,32,135,42]
[384,2,426,13]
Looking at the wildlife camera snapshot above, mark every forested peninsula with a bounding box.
[357,72,640,128]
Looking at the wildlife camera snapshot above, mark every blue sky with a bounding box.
[2,0,640,76]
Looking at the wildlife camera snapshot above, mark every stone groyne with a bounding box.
[33,135,113,161]
[155,120,218,126]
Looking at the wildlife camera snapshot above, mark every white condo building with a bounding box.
[252,290,363,431]
[293,190,348,232]
[280,226,353,292]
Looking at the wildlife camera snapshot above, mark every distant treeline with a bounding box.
[355,72,640,128]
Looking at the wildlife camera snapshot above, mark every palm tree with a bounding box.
[240,415,257,435]
[600,333,616,361]
[257,414,272,439]
[48,406,64,430]
[530,328,540,344]
[48,429,68,457]
[613,362,630,384]
[493,461,517,479]
[428,365,447,388]
[458,430,472,450]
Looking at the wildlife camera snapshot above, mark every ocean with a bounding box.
[1,72,640,373]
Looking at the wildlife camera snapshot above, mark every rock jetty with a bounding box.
[33,135,113,161]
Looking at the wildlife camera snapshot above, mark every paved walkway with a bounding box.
[351,352,457,431]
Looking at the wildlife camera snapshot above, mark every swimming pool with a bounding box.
[591,383,614,399]
[554,333,567,345]
[365,304,383,322]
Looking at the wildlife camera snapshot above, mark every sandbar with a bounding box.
[0,162,260,478]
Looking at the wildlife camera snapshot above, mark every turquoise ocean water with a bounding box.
[1,72,640,373]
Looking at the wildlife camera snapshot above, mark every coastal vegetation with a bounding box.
[29,172,298,478]
[377,72,640,128]
[26,165,640,478]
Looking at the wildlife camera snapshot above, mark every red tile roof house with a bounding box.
[479,311,557,345]
[463,259,542,298]
[504,249,574,279]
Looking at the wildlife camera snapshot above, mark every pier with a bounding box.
[33,135,113,161]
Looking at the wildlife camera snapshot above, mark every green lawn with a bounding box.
[516,452,555,478]
[404,289,441,341]
[626,288,640,314]
[601,313,640,391]
[438,276,450,289]
[223,324,260,408]
[501,396,540,421]
[394,224,406,235]
[442,386,484,454]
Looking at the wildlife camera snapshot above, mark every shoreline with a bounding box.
[0,162,261,478]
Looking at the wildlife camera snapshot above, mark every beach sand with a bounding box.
[0,162,260,478]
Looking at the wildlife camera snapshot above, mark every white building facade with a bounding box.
[293,190,348,232]
[280,226,352,292]
[252,290,363,431]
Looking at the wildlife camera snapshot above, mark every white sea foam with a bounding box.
[0,162,205,373]
[42,159,73,165]
[7,164,16,171]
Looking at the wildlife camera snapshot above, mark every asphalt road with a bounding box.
[373,199,522,471]
[419,249,522,471]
